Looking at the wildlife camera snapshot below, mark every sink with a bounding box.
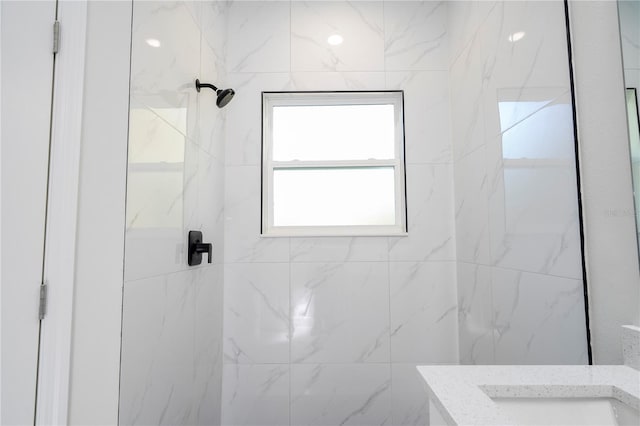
[419,326,640,425]
[418,365,640,425]
[492,397,640,426]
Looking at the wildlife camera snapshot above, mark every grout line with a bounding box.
[456,261,584,282]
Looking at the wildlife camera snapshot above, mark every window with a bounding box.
[262,91,407,236]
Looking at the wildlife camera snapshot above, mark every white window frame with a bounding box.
[261,91,407,237]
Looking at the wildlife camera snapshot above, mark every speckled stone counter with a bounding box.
[623,325,640,370]
[417,365,640,426]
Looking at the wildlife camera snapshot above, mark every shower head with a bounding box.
[216,88,235,108]
[195,79,235,108]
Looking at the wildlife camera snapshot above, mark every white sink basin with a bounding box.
[492,397,640,426]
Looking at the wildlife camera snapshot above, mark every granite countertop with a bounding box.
[417,365,640,426]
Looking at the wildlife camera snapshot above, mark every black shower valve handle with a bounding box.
[188,230,212,266]
[193,242,213,262]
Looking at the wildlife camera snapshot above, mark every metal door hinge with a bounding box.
[39,283,48,320]
[53,21,60,54]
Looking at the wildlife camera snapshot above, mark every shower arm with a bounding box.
[195,79,218,93]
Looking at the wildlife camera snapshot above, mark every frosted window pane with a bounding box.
[500,101,575,160]
[273,168,396,227]
[272,105,395,161]
[498,100,551,132]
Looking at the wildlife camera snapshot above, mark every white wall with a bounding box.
[449,0,589,365]
[118,2,227,425]
[68,2,131,424]
[568,0,640,365]
[220,2,458,425]
[1,1,56,423]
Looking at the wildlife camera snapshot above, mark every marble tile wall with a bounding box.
[449,0,590,365]
[119,2,226,425]
[116,1,594,424]
[221,2,458,425]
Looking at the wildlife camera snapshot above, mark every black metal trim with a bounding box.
[400,90,408,232]
[261,91,265,234]
[629,88,640,139]
[564,0,594,365]
[625,87,640,254]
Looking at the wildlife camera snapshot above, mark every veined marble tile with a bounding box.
[491,267,589,365]
[125,112,200,281]
[485,94,583,279]
[447,0,495,67]
[290,71,385,91]
[291,1,384,72]
[130,94,192,142]
[127,105,187,165]
[290,262,390,363]
[457,262,495,365]
[225,73,293,166]
[223,263,290,364]
[197,42,226,159]
[221,364,290,426]
[226,1,290,73]
[224,165,290,263]
[290,364,391,426]
[386,71,452,164]
[389,261,458,363]
[201,0,229,73]
[130,1,200,143]
[193,265,224,425]
[390,364,430,426]
[290,237,388,263]
[384,1,448,71]
[183,129,200,236]
[453,146,491,265]
[487,158,583,279]
[481,1,571,92]
[196,147,225,265]
[450,31,486,162]
[120,271,197,426]
[479,1,572,142]
[389,164,456,262]
[183,0,201,29]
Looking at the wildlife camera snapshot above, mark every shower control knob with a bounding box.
[188,230,212,266]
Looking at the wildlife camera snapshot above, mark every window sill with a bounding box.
[261,227,409,238]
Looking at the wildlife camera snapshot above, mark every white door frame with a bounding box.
[35,1,88,424]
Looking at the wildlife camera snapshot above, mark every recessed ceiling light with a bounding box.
[508,31,526,43]
[145,38,161,48]
[327,34,344,46]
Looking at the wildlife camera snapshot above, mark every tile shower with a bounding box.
[118,1,590,425]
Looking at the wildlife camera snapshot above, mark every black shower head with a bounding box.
[216,88,235,108]
[195,79,235,109]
